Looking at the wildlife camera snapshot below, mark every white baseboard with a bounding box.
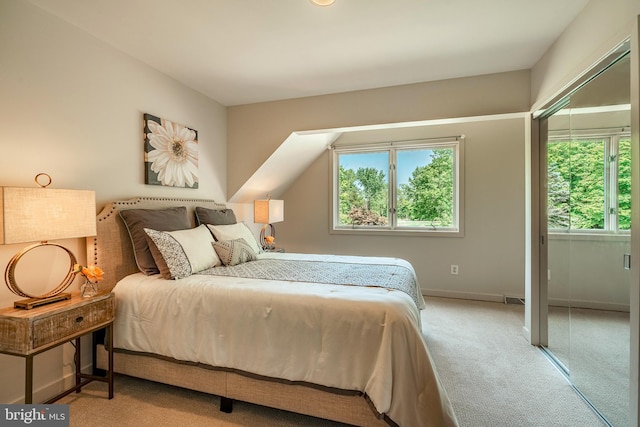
[422,288,505,303]
[11,362,92,404]
[548,297,630,312]
[422,289,629,313]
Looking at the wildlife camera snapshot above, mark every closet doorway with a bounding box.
[539,47,631,426]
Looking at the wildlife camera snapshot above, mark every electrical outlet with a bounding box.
[450,265,459,275]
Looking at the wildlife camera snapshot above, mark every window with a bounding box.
[332,139,462,235]
[547,130,630,233]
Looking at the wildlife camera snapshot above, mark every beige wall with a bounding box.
[228,64,531,301]
[0,0,226,403]
[227,71,531,303]
[530,0,640,110]
[228,70,530,198]
[278,118,526,299]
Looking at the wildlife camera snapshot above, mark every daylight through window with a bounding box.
[547,130,630,233]
[333,139,462,234]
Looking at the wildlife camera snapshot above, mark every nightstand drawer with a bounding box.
[32,297,114,349]
[0,293,115,355]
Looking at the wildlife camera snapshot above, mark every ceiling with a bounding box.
[28,0,590,106]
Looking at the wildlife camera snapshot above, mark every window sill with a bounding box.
[330,227,464,238]
[548,232,630,242]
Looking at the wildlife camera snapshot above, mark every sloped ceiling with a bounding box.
[229,131,340,203]
[25,0,592,204]
[27,0,589,106]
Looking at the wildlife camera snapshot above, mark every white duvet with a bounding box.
[112,252,458,427]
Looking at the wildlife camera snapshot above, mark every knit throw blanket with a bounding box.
[200,258,422,309]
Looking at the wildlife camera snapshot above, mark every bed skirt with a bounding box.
[96,345,391,427]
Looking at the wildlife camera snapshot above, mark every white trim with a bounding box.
[553,103,631,116]
[547,129,631,234]
[549,127,631,139]
[525,113,539,345]
[629,17,639,426]
[333,137,462,150]
[298,112,529,136]
[423,290,630,313]
[332,139,463,236]
[548,297,630,313]
[548,231,630,242]
[422,289,505,303]
[331,228,464,238]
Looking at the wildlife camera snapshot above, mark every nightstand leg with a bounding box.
[25,355,33,404]
[107,324,113,399]
[75,337,81,392]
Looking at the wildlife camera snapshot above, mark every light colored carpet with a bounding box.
[59,297,605,427]
[421,297,605,427]
[548,306,630,427]
[61,375,346,427]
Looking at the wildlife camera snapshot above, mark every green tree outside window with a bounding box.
[547,135,630,233]
[337,145,456,229]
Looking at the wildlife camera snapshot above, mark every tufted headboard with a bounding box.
[86,197,226,292]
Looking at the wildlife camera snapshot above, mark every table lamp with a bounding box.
[0,174,96,309]
[254,198,284,250]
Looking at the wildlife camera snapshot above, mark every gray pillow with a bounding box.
[195,207,237,226]
[119,206,191,275]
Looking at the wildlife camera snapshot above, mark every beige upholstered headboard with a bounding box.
[86,197,226,292]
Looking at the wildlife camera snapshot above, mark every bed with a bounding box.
[89,197,458,427]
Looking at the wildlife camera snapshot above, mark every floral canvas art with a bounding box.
[144,113,199,188]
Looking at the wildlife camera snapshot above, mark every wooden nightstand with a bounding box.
[0,292,115,403]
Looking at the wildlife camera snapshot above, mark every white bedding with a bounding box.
[112,252,458,427]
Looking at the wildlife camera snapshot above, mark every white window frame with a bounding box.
[330,138,464,237]
[548,128,631,235]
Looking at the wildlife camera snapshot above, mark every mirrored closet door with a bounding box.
[541,50,631,426]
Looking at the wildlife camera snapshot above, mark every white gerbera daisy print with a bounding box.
[144,113,199,188]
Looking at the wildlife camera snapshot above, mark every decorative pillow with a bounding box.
[195,207,237,226]
[144,225,221,279]
[206,223,262,254]
[146,237,175,279]
[213,238,257,266]
[119,207,191,275]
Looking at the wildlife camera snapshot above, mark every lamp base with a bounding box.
[259,224,276,250]
[14,293,72,310]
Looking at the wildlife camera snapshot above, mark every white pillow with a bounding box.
[206,223,262,254]
[145,225,221,279]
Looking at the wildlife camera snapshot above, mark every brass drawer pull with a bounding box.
[75,316,84,323]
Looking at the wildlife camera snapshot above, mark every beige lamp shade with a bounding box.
[254,199,284,224]
[0,187,96,244]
